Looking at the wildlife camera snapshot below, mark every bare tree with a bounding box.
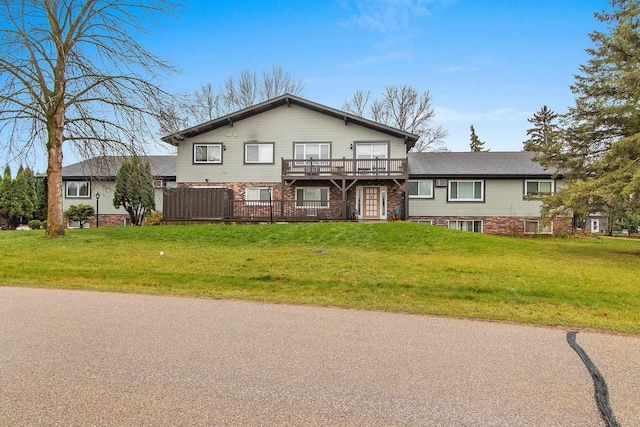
[159,66,306,135]
[0,0,177,237]
[260,66,305,101]
[343,85,448,152]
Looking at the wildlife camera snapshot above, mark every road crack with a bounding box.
[567,331,619,427]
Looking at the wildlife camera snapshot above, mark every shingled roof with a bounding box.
[407,151,560,178]
[161,93,420,148]
[60,156,176,179]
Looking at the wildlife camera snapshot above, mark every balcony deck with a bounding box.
[282,158,407,180]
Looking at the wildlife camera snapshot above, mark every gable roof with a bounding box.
[60,156,176,179]
[160,94,420,148]
[407,151,560,178]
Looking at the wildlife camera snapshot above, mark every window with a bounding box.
[408,180,433,198]
[66,181,90,198]
[296,187,329,208]
[355,142,388,159]
[153,179,163,188]
[525,180,554,198]
[245,143,274,164]
[448,220,483,233]
[193,144,222,164]
[411,219,433,225]
[245,187,272,205]
[449,180,484,201]
[294,143,330,161]
[524,220,553,234]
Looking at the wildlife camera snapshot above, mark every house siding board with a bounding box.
[409,179,553,217]
[63,180,165,217]
[176,104,408,184]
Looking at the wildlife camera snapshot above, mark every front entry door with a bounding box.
[363,187,380,219]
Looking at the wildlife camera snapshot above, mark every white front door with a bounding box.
[591,219,600,233]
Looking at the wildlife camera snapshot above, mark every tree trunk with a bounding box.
[45,112,66,237]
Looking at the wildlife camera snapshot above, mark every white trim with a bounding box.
[193,143,222,164]
[355,185,387,220]
[65,181,91,198]
[245,143,274,164]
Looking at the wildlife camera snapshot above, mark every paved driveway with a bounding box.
[1,287,638,426]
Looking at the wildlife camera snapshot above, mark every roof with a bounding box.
[60,156,176,179]
[407,151,560,178]
[161,94,420,148]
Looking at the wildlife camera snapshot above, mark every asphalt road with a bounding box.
[1,287,638,426]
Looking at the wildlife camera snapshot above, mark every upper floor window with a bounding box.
[449,180,484,202]
[66,181,90,198]
[408,180,433,198]
[355,142,388,159]
[193,143,222,164]
[294,142,330,161]
[525,180,554,198]
[245,143,274,164]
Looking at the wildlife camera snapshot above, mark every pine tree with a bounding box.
[536,1,640,232]
[469,125,485,152]
[523,106,564,168]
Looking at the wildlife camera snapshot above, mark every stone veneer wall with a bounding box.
[409,216,573,236]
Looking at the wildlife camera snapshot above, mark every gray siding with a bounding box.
[408,179,563,217]
[62,180,165,216]
[176,104,409,184]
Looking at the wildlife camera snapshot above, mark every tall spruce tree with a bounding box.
[523,106,563,168]
[533,1,640,233]
[469,125,485,152]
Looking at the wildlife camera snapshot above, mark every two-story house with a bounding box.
[58,94,572,235]
[162,94,419,221]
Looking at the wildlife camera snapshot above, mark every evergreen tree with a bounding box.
[0,166,17,228]
[534,1,640,232]
[113,157,155,226]
[523,106,564,168]
[469,125,485,152]
[64,204,95,229]
[14,166,37,223]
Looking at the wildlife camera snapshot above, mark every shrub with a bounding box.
[28,219,42,230]
[64,204,95,229]
[142,210,163,226]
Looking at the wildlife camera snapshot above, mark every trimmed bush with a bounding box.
[142,210,163,226]
[28,220,42,230]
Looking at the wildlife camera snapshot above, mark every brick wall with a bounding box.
[409,215,573,236]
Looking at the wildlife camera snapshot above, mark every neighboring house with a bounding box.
[60,156,176,227]
[407,152,571,235]
[161,94,419,222]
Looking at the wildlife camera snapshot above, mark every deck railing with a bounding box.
[282,158,407,178]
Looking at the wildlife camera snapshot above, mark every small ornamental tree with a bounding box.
[113,157,155,226]
[64,204,95,229]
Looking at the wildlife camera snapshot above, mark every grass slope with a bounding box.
[1,222,638,334]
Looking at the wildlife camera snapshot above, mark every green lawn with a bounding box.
[1,222,638,334]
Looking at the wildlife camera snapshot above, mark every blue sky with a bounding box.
[2,0,611,173]
[142,0,609,154]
